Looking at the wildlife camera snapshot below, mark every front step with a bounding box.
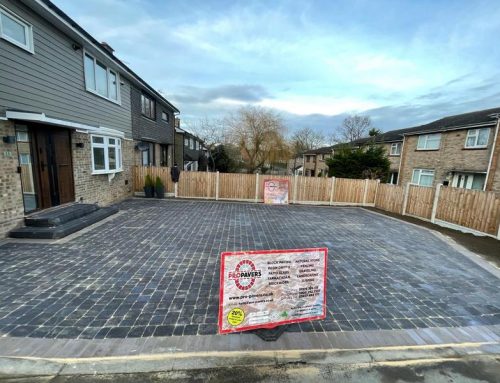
[24,203,99,227]
[9,205,119,239]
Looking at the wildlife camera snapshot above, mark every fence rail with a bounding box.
[133,166,500,239]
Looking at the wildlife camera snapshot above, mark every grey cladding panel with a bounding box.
[0,0,132,136]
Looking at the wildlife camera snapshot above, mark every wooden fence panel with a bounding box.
[219,173,256,200]
[365,180,378,204]
[178,171,216,198]
[133,166,174,193]
[333,178,365,203]
[295,176,330,202]
[375,184,404,213]
[406,184,435,219]
[436,187,500,235]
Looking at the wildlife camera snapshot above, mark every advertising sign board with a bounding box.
[219,248,327,334]
[263,179,289,204]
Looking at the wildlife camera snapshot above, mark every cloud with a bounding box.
[171,85,272,104]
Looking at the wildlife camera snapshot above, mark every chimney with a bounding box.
[101,41,114,54]
[175,118,180,129]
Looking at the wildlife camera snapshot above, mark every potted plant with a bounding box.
[155,176,165,199]
[144,174,155,198]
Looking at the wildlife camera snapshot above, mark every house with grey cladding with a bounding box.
[0,0,179,237]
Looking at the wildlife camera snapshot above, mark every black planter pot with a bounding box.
[155,186,165,199]
[144,186,155,198]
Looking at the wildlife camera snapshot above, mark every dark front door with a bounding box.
[31,126,75,209]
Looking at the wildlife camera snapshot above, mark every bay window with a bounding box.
[91,135,122,174]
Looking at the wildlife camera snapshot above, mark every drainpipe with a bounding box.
[397,137,406,185]
[485,115,500,191]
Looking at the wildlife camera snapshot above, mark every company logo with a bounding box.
[228,260,262,290]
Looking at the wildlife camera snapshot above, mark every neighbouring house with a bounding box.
[131,85,178,167]
[338,107,500,192]
[302,146,334,177]
[287,156,304,175]
[0,0,178,236]
[173,118,206,171]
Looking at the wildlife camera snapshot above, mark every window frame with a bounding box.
[184,137,189,147]
[90,135,123,175]
[416,133,441,151]
[0,5,34,53]
[189,138,194,150]
[161,111,169,122]
[465,128,490,149]
[141,93,156,120]
[390,142,402,156]
[83,50,121,104]
[411,168,435,187]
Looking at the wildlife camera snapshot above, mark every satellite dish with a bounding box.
[136,142,149,151]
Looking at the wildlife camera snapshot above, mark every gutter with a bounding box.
[403,121,496,137]
[484,116,500,191]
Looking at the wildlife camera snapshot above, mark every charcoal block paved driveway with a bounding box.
[0,199,499,339]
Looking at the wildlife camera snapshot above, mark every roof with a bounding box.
[36,0,179,113]
[343,106,500,145]
[303,146,334,155]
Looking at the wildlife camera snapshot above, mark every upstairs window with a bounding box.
[161,111,169,122]
[91,135,122,174]
[196,141,200,150]
[417,133,441,150]
[465,128,490,148]
[390,142,402,155]
[84,52,119,102]
[189,138,194,150]
[184,137,189,147]
[141,94,155,119]
[0,6,33,52]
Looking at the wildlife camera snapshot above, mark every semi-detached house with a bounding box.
[338,107,500,192]
[0,0,179,236]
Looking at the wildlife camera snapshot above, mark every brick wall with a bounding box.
[0,120,24,235]
[72,132,134,205]
[383,143,402,171]
[400,129,495,187]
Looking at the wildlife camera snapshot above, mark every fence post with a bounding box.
[215,171,220,201]
[402,182,411,215]
[374,179,381,206]
[329,177,336,206]
[362,179,369,206]
[255,173,259,202]
[174,183,178,198]
[431,184,442,223]
[293,175,298,204]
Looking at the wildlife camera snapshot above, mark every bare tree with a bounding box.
[226,106,290,173]
[187,117,226,171]
[290,127,325,155]
[336,115,373,143]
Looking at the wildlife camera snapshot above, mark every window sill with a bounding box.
[462,146,487,150]
[389,154,401,157]
[85,88,121,105]
[415,149,439,151]
[1,35,34,54]
[141,115,156,122]
[92,169,123,175]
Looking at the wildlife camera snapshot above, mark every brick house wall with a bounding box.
[383,143,402,172]
[0,120,24,235]
[72,132,134,206]
[400,128,495,187]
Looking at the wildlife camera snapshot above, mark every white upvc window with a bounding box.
[390,142,402,155]
[417,133,441,150]
[465,128,490,148]
[84,51,120,103]
[0,6,33,53]
[91,135,122,174]
[411,169,434,187]
[184,137,189,147]
[190,138,194,149]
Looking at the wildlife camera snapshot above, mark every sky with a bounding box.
[54,0,500,139]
